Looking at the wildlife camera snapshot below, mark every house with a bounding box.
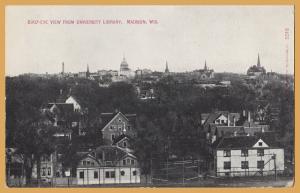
[100,111,136,145]
[212,136,284,177]
[76,146,140,185]
[65,96,82,113]
[203,111,241,128]
[32,153,57,182]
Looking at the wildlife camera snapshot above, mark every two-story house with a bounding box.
[213,136,284,177]
[100,111,136,145]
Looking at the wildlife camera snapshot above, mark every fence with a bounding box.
[150,158,208,185]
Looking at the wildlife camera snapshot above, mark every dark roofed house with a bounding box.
[212,135,284,177]
[100,111,136,145]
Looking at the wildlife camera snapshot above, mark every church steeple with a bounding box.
[204,60,208,70]
[87,64,89,73]
[165,61,169,73]
[257,53,261,67]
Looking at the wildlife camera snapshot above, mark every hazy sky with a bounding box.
[6,6,294,76]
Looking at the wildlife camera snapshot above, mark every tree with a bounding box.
[14,116,57,185]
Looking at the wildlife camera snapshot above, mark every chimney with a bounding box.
[243,110,246,117]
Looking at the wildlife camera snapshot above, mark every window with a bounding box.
[110,126,113,130]
[131,159,135,165]
[224,161,231,170]
[123,159,126,165]
[47,167,51,176]
[223,150,231,157]
[241,149,248,157]
[257,161,264,169]
[91,162,95,166]
[133,171,137,176]
[127,159,131,164]
[83,161,86,165]
[241,161,249,169]
[118,119,122,122]
[111,134,115,141]
[257,149,264,156]
[42,168,46,176]
[123,141,127,148]
[105,171,116,178]
[120,171,125,176]
[258,142,263,146]
[79,171,84,179]
[94,171,98,179]
[87,161,90,166]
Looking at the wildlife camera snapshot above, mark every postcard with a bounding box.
[5,5,294,188]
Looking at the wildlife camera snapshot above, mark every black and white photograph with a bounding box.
[5,5,294,187]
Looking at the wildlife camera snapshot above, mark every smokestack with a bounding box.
[62,62,64,74]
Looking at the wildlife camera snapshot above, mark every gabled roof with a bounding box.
[94,145,136,162]
[101,112,136,131]
[216,135,280,149]
[112,134,132,145]
[216,136,258,149]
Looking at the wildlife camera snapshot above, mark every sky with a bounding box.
[5,6,294,76]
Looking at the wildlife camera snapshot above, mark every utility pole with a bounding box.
[182,157,185,185]
[273,154,277,181]
[150,153,153,185]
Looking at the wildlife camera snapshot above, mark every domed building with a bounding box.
[247,54,266,77]
[119,55,134,78]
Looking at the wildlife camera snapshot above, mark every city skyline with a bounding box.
[6,6,294,76]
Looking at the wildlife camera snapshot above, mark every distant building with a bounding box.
[192,60,214,79]
[119,56,134,78]
[212,136,284,177]
[247,54,266,77]
[78,64,90,78]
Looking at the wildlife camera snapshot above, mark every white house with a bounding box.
[76,146,140,185]
[214,136,284,177]
[65,96,82,112]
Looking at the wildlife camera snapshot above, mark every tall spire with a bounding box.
[257,53,261,67]
[87,64,89,73]
[165,61,169,73]
[204,60,208,70]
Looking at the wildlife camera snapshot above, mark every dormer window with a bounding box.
[258,142,263,146]
[123,141,127,147]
